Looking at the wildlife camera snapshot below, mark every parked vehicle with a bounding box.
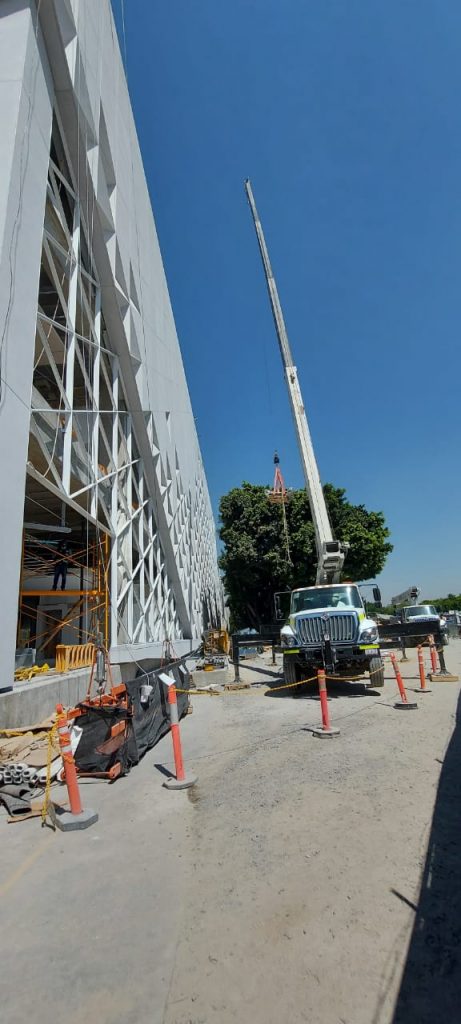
[394,605,449,646]
[278,583,384,687]
[442,611,461,639]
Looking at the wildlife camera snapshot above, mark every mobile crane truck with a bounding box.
[245,180,385,689]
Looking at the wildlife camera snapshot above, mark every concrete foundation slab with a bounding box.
[192,666,230,688]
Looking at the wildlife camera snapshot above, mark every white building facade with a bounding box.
[0,0,223,679]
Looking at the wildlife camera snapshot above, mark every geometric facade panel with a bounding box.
[0,0,224,675]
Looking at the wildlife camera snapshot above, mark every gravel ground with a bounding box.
[1,641,460,1024]
[164,641,461,1024]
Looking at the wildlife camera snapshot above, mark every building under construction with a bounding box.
[0,0,223,683]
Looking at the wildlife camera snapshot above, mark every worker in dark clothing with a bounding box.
[52,541,70,591]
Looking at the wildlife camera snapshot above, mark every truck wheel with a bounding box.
[369,655,384,688]
[283,655,298,687]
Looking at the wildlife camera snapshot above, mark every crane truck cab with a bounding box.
[278,583,384,688]
[393,605,449,646]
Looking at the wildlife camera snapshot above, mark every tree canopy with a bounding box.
[423,594,461,612]
[219,482,393,629]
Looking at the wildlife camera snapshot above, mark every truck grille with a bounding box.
[295,612,358,646]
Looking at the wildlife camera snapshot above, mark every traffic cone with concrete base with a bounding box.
[390,654,418,710]
[51,705,99,831]
[429,636,438,675]
[160,673,198,789]
[312,669,340,737]
[417,646,431,693]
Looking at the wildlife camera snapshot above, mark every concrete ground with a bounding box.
[2,641,461,1024]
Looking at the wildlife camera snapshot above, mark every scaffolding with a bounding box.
[18,533,109,660]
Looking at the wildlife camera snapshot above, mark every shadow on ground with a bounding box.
[388,690,461,1024]
[234,661,282,681]
[265,679,384,700]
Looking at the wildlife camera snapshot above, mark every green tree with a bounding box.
[219,482,393,629]
[423,594,461,612]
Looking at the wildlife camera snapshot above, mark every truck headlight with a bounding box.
[281,626,296,647]
[360,626,378,643]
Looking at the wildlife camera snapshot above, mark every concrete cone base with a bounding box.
[312,727,340,738]
[50,803,98,831]
[163,772,198,790]
[428,673,459,682]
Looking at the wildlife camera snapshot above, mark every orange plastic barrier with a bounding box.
[56,704,82,814]
[429,635,438,674]
[52,704,99,830]
[55,642,95,673]
[159,673,198,789]
[390,652,418,710]
[417,645,431,693]
[312,669,340,737]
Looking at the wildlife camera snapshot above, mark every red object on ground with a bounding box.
[55,704,83,815]
[418,646,427,691]
[167,683,185,782]
[429,637,438,674]
[317,668,331,730]
[390,653,408,703]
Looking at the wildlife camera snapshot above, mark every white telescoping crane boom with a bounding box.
[391,587,420,607]
[245,178,348,584]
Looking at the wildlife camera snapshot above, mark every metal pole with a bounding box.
[95,632,106,695]
[232,635,240,683]
[438,646,448,673]
[104,533,109,650]
[79,521,84,641]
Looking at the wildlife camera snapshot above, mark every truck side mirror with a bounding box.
[373,586,382,606]
[274,591,290,621]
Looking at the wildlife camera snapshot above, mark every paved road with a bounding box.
[2,642,461,1024]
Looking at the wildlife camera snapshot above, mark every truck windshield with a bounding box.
[291,586,362,614]
[406,605,437,618]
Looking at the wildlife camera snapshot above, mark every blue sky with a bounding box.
[112,0,461,602]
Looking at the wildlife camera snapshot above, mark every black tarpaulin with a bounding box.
[73,662,191,775]
[126,662,190,759]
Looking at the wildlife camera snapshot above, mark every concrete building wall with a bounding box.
[0,1,54,683]
[0,0,223,683]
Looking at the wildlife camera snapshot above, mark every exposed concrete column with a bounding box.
[0,1,53,681]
